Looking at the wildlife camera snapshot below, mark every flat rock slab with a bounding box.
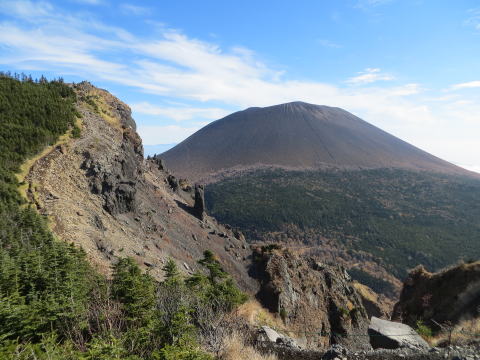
[260,326,283,343]
[368,317,429,350]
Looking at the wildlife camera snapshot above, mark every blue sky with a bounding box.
[1,0,479,171]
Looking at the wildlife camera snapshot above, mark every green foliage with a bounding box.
[0,334,78,360]
[112,257,156,326]
[82,333,142,360]
[0,72,77,174]
[416,320,433,338]
[71,124,81,138]
[187,250,248,311]
[153,344,213,360]
[197,250,227,283]
[0,74,94,343]
[162,258,181,284]
[206,168,480,280]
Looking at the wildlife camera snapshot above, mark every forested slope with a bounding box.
[206,168,480,292]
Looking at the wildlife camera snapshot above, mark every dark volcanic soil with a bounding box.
[161,102,473,181]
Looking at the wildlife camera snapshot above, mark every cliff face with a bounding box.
[392,262,480,328]
[25,82,254,291]
[250,247,371,350]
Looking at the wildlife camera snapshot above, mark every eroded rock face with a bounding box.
[194,184,206,220]
[81,137,142,215]
[392,263,480,329]
[251,247,371,350]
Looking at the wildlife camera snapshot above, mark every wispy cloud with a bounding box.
[317,39,342,48]
[465,8,480,30]
[71,0,105,5]
[120,3,149,16]
[355,0,394,9]
[0,0,53,17]
[451,80,480,90]
[131,102,229,122]
[138,125,203,145]
[346,68,395,85]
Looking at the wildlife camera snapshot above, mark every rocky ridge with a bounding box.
[25,82,254,290]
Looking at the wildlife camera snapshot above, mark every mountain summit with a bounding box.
[162,102,470,181]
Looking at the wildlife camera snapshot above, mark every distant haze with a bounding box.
[161,102,473,181]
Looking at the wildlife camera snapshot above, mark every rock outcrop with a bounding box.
[368,317,429,350]
[193,184,206,220]
[392,262,480,329]
[250,246,371,350]
[25,81,254,291]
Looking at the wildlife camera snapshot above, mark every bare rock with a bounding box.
[368,316,429,350]
[193,184,206,220]
[251,247,371,350]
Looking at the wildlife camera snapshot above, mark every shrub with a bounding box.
[416,320,433,338]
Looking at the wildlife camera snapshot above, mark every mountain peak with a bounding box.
[161,102,472,182]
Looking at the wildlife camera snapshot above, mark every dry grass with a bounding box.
[429,318,480,347]
[220,332,277,360]
[353,281,378,303]
[236,300,285,332]
[15,117,82,201]
[88,88,122,129]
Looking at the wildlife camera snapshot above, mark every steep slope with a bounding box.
[161,102,472,182]
[25,81,254,291]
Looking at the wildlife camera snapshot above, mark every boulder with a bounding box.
[260,326,282,343]
[258,326,300,349]
[368,316,429,350]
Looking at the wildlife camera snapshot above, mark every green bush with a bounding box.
[153,344,213,360]
[416,320,433,338]
[71,124,81,138]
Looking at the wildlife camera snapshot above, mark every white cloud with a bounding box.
[0,0,53,18]
[131,102,229,121]
[346,68,395,85]
[120,4,149,16]
[359,0,393,5]
[355,0,394,10]
[137,125,202,145]
[317,39,342,48]
[71,0,104,5]
[451,80,480,90]
[465,8,480,31]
